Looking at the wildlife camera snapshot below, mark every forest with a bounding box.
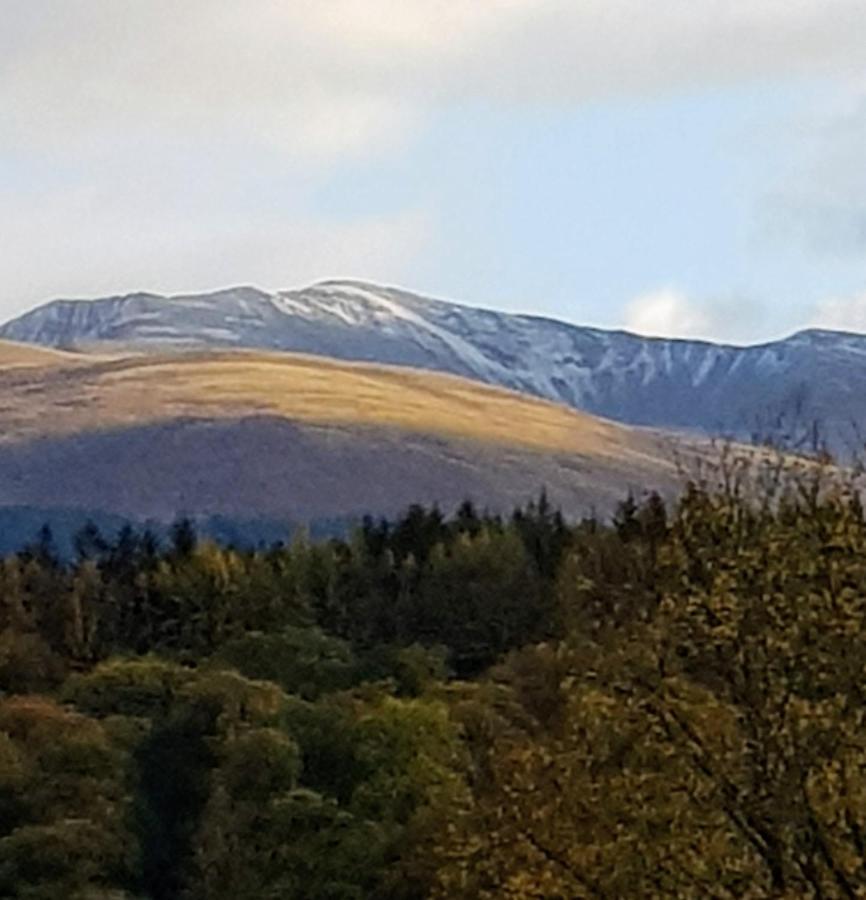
[2,452,866,898]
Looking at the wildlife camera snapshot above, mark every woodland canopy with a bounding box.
[1,455,865,898]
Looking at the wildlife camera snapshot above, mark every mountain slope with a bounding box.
[0,338,97,369]
[3,281,861,450]
[0,341,678,522]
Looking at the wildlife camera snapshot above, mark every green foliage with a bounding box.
[411,529,547,674]
[431,481,866,897]
[209,626,357,699]
[0,696,136,898]
[0,628,64,695]
[6,482,866,897]
[194,785,388,900]
[357,642,451,697]
[61,657,192,719]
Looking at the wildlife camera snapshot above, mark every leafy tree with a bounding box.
[410,529,547,674]
[0,696,136,897]
[209,626,358,699]
[434,481,866,898]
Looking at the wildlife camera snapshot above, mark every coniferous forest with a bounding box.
[3,456,866,897]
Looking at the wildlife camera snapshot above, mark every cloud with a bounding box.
[760,76,866,256]
[623,288,772,344]
[2,0,865,165]
[3,1,866,318]
[625,286,866,344]
[807,291,866,332]
[0,174,433,315]
[624,289,713,339]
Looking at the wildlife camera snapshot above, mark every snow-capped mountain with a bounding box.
[3,279,864,452]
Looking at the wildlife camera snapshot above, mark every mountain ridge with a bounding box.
[4,279,865,451]
[10,278,849,350]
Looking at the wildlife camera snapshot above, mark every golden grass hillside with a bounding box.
[0,339,93,369]
[0,345,663,457]
[0,342,681,520]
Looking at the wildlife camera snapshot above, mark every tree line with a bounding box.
[2,457,866,897]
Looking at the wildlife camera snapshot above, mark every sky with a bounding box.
[2,1,866,344]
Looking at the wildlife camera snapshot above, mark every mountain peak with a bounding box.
[3,281,866,454]
[786,327,866,343]
[191,285,271,302]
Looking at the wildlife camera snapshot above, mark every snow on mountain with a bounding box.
[3,279,865,452]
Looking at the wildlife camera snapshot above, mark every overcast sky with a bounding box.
[3,0,866,343]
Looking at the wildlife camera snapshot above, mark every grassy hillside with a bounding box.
[0,341,679,520]
[0,338,95,368]
[0,342,656,455]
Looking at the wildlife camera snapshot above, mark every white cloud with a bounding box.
[3,1,866,318]
[624,288,773,343]
[763,82,866,255]
[625,286,866,344]
[2,0,865,164]
[624,289,715,340]
[807,291,866,332]
[0,177,433,314]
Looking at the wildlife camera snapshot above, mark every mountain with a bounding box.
[2,280,861,452]
[0,339,678,527]
[0,506,351,559]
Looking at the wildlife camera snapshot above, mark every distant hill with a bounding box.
[0,506,353,558]
[0,338,97,369]
[0,340,679,527]
[2,279,863,452]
